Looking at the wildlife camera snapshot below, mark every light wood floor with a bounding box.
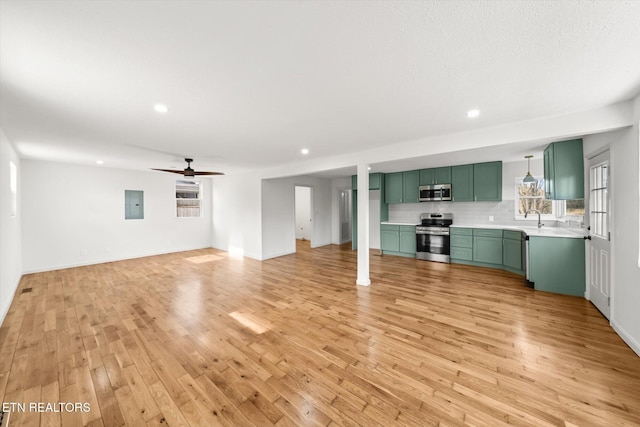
[1,241,639,426]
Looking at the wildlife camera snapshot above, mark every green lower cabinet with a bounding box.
[502,234,525,274]
[381,228,400,252]
[450,227,525,276]
[450,246,472,261]
[399,229,416,253]
[473,236,502,265]
[529,237,585,296]
[381,224,416,258]
[450,227,473,262]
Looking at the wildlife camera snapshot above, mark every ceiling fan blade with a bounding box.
[193,171,225,176]
[150,168,186,174]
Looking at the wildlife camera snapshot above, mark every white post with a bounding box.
[356,163,370,286]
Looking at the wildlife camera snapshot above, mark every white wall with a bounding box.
[294,186,312,240]
[261,175,333,260]
[211,172,262,260]
[583,93,640,356]
[0,129,22,324]
[21,160,213,273]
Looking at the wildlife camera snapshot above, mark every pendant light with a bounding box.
[523,155,535,183]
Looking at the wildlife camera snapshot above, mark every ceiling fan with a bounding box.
[151,158,224,178]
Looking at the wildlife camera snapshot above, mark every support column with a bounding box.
[356,163,370,286]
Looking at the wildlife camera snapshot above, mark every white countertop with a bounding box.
[380,221,420,226]
[451,224,586,239]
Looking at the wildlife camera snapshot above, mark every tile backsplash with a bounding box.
[389,201,554,227]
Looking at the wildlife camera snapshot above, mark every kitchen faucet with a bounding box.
[525,209,544,229]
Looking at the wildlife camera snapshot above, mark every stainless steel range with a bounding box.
[416,213,453,263]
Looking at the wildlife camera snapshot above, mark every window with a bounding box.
[515,178,585,222]
[515,178,554,219]
[9,161,17,217]
[589,162,608,239]
[176,180,201,217]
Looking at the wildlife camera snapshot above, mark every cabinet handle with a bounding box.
[474,196,477,202]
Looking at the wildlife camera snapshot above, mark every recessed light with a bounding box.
[467,109,480,118]
[301,148,309,155]
[154,104,169,113]
[368,166,371,170]
[96,160,104,165]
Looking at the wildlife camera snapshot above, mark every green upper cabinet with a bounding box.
[402,170,420,203]
[543,139,584,200]
[384,172,403,203]
[473,161,502,201]
[451,164,474,202]
[351,172,383,191]
[385,170,419,204]
[419,167,452,185]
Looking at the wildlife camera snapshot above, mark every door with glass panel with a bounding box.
[587,151,610,319]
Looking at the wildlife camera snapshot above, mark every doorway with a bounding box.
[339,189,352,244]
[587,150,611,319]
[295,186,312,250]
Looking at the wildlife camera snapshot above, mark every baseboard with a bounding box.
[21,246,213,275]
[0,274,22,327]
[261,249,295,260]
[611,319,640,357]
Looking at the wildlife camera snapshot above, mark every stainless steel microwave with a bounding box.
[419,184,452,202]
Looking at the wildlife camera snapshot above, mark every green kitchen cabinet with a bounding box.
[450,227,473,261]
[381,225,400,252]
[381,224,416,258]
[419,167,452,185]
[351,173,383,191]
[352,190,358,250]
[451,164,474,202]
[384,172,403,204]
[473,161,502,201]
[502,230,524,274]
[402,170,420,204]
[529,236,585,296]
[399,227,416,254]
[472,228,503,265]
[544,139,584,200]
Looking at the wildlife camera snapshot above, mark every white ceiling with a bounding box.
[1,1,640,177]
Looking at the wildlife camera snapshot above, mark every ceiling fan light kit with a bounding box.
[151,158,224,178]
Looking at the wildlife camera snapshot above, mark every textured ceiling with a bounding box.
[1,1,640,175]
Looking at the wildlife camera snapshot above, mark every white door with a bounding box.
[295,186,312,241]
[587,151,611,318]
